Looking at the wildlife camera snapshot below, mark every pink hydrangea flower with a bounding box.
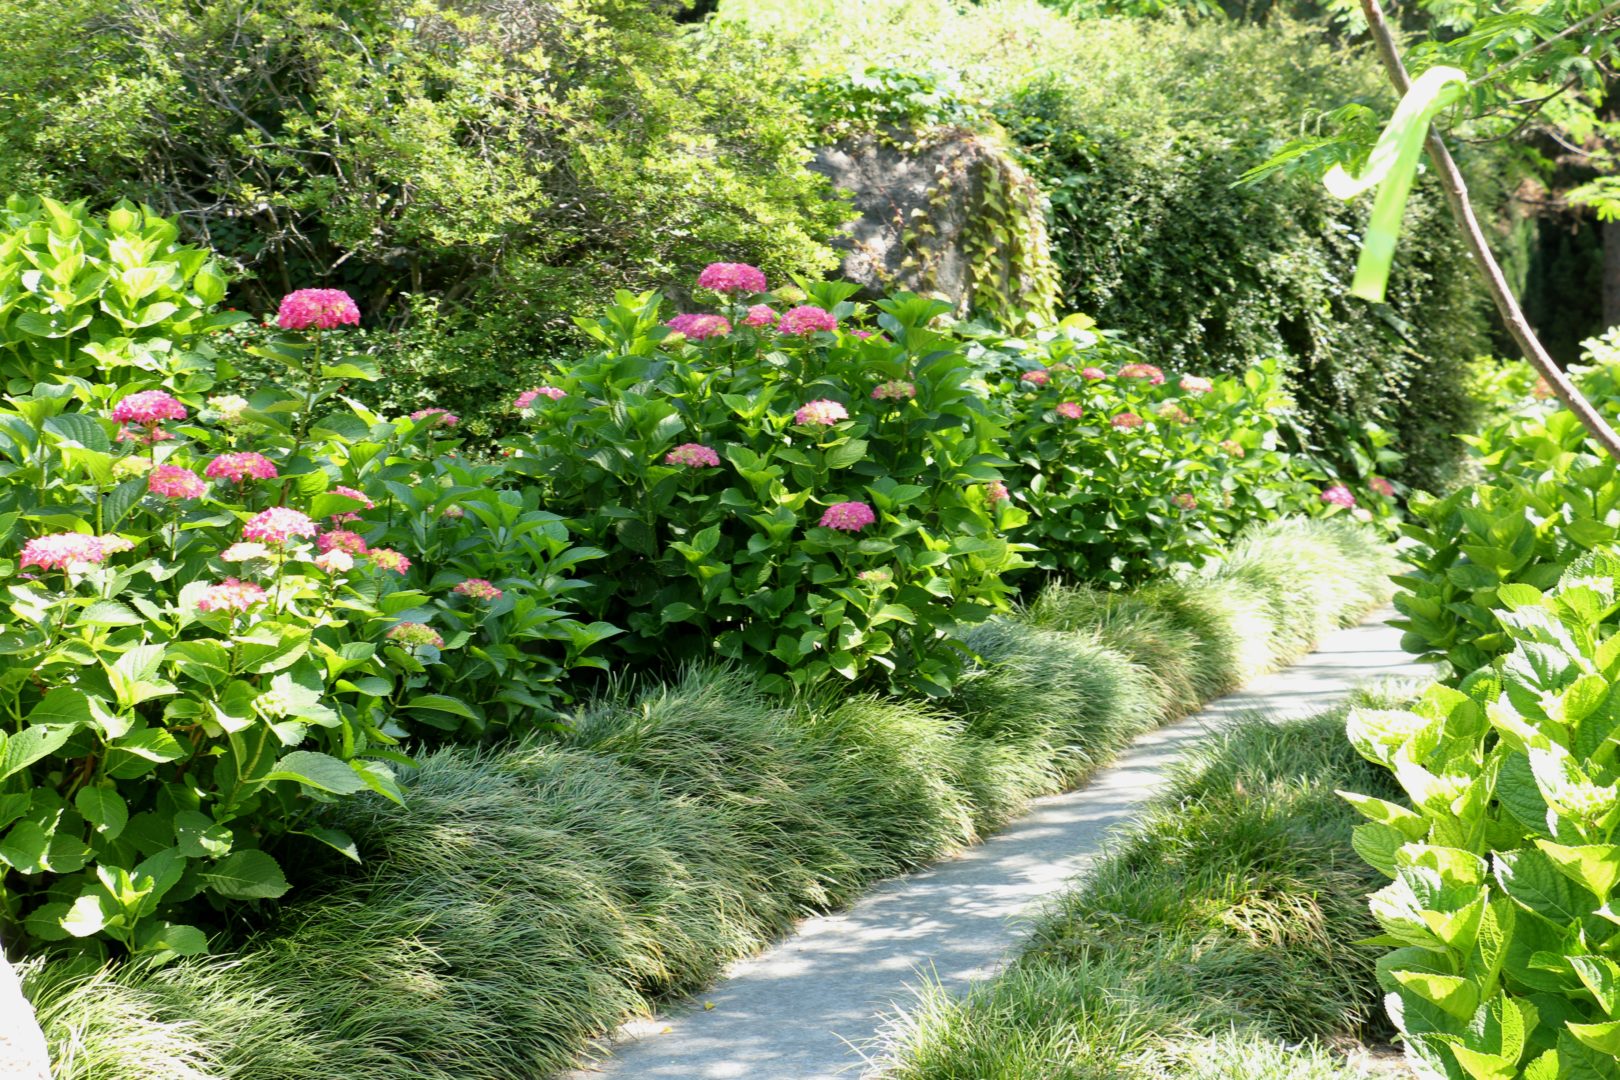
[986,481,1010,506]
[149,465,207,500]
[1156,403,1192,424]
[1172,493,1198,510]
[871,380,916,401]
[1019,370,1050,386]
[696,262,768,294]
[314,549,355,574]
[1320,484,1357,508]
[317,529,369,556]
[206,452,278,483]
[196,578,267,613]
[666,313,732,341]
[410,408,459,427]
[515,386,566,409]
[1179,375,1214,394]
[386,621,444,649]
[1056,402,1083,420]
[665,443,721,468]
[242,507,316,545]
[442,504,465,520]
[1081,366,1107,380]
[276,289,360,331]
[20,533,119,572]
[1111,412,1144,429]
[1219,439,1246,458]
[794,399,848,426]
[370,548,410,574]
[1118,363,1166,385]
[1369,476,1395,498]
[111,390,188,426]
[453,578,503,602]
[819,501,877,532]
[858,567,893,584]
[777,305,838,336]
[743,304,777,328]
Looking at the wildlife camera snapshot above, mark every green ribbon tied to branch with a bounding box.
[1324,65,1466,302]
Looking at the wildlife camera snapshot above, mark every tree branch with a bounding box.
[1360,0,1620,460]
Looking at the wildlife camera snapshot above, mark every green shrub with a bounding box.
[0,204,615,959]
[722,1,1495,492]
[0,0,848,395]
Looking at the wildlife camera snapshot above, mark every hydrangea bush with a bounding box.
[0,215,614,959]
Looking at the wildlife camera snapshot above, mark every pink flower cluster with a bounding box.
[1219,439,1246,458]
[20,532,127,572]
[665,443,721,468]
[666,313,733,341]
[454,578,503,602]
[697,262,768,294]
[1019,370,1050,386]
[1320,484,1357,508]
[206,452,278,483]
[276,288,360,331]
[149,465,207,500]
[410,408,459,427]
[387,621,443,649]
[1118,363,1165,385]
[370,548,410,574]
[242,507,316,545]
[318,529,369,556]
[1156,403,1192,424]
[871,380,916,401]
[515,386,566,409]
[1111,412,1144,430]
[819,501,876,532]
[743,304,776,328]
[986,481,1010,506]
[1082,367,1107,380]
[112,391,188,426]
[1172,493,1197,510]
[1055,402,1083,420]
[1369,476,1395,498]
[1179,375,1213,394]
[777,305,837,336]
[794,399,848,426]
[196,578,267,613]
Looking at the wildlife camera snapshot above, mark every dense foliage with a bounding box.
[0,198,614,960]
[0,0,848,424]
[502,269,1395,693]
[722,1,1496,493]
[1350,346,1620,1076]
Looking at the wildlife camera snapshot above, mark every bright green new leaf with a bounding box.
[1323,66,1466,302]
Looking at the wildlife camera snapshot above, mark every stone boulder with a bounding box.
[809,128,1058,324]
[0,946,52,1080]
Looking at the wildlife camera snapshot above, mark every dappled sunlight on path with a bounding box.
[566,616,1432,1080]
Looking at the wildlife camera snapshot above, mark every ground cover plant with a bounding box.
[870,694,1413,1079]
[20,516,1394,1080]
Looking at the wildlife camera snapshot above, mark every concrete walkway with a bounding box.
[567,615,1431,1080]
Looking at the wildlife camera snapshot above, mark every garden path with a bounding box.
[565,614,1431,1080]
